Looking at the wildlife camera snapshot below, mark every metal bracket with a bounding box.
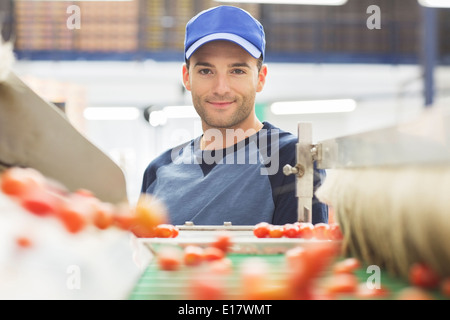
[283,122,314,223]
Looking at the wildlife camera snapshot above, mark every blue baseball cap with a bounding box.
[184,6,266,61]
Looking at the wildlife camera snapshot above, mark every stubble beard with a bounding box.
[192,94,255,130]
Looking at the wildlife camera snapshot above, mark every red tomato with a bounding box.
[296,222,314,239]
[57,200,88,234]
[283,223,300,238]
[20,187,61,217]
[157,246,182,271]
[0,167,45,197]
[183,245,204,266]
[203,246,225,261]
[155,224,176,238]
[253,222,271,238]
[323,273,359,296]
[396,287,434,300]
[16,236,33,248]
[171,226,179,238]
[211,232,232,253]
[355,283,390,299]
[285,246,305,269]
[441,278,450,297]
[313,223,330,240]
[409,263,441,289]
[328,223,343,240]
[208,258,233,275]
[188,273,226,300]
[130,195,168,238]
[268,225,284,238]
[332,257,361,274]
[112,203,136,231]
[91,201,115,230]
[287,242,340,296]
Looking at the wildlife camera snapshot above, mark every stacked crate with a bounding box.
[14,1,73,51]
[77,0,139,52]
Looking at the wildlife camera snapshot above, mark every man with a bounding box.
[141,5,328,226]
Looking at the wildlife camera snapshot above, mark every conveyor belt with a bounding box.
[129,253,447,300]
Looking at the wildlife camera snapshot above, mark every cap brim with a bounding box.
[185,33,262,60]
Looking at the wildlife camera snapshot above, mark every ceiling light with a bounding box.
[418,0,450,7]
[270,99,356,115]
[162,106,199,119]
[17,0,132,2]
[83,107,140,121]
[216,0,348,5]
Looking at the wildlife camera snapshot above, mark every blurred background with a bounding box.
[1,0,449,202]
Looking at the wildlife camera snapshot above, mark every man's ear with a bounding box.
[182,63,191,91]
[256,64,268,93]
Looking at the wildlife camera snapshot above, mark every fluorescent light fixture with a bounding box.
[147,106,198,127]
[162,105,199,119]
[418,0,450,7]
[216,0,348,5]
[18,0,132,2]
[83,107,141,121]
[270,99,356,115]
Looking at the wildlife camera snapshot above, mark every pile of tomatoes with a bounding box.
[253,221,343,241]
[0,166,178,239]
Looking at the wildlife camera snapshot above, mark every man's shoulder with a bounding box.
[263,122,297,143]
[147,139,194,169]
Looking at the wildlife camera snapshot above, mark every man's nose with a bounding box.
[213,73,231,96]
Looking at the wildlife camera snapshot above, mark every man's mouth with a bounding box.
[207,100,235,109]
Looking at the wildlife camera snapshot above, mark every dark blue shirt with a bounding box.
[141,122,328,225]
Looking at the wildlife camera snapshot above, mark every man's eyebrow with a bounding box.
[229,62,251,68]
[194,62,214,68]
[193,62,251,68]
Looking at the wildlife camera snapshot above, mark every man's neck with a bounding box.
[201,119,264,150]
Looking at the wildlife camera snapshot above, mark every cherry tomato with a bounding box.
[57,199,88,234]
[203,246,225,261]
[130,195,168,238]
[188,273,226,300]
[208,258,233,275]
[313,222,330,240]
[323,273,359,296]
[157,246,182,271]
[16,236,33,248]
[0,167,45,197]
[287,242,340,296]
[155,224,177,238]
[91,201,115,230]
[296,222,314,239]
[112,203,136,231]
[253,222,271,238]
[396,287,434,300]
[171,226,179,238]
[441,278,450,297]
[283,223,300,238]
[211,232,232,253]
[268,225,284,238]
[183,245,204,266]
[355,283,390,299]
[20,187,61,217]
[328,223,343,240]
[332,257,361,274]
[408,263,441,289]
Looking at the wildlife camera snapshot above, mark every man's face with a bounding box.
[183,40,267,129]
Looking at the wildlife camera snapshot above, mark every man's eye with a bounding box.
[199,69,212,75]
[231,69,245,75]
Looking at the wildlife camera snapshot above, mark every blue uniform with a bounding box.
[141,122,328,225]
